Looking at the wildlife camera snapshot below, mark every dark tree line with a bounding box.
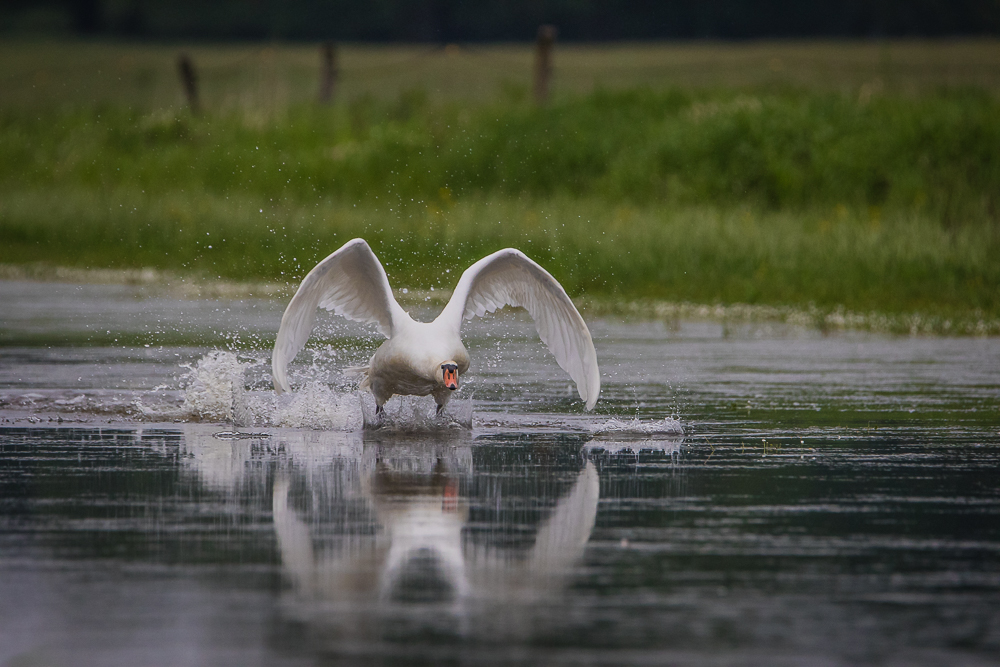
[5,0,1000,39]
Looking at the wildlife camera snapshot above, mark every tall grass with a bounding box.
[3,87,999,220]
[1,43,998,324]
[2,188,997,320]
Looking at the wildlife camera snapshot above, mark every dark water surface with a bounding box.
[1,280,999,666]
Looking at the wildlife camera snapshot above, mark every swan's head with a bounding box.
[437,361,460,391]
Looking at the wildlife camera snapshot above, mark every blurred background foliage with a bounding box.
[4,86,998,219]
[0,16,998,323]
[4,0,1000,40]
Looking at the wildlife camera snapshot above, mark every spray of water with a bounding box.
[359,391,474,432]
[590,417,684,436]
[583,416,685,455]
[13,348,682,436]
[134,350,473,431]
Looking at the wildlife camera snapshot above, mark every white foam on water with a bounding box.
[583,416,685,455]
[590,416,684,436]
[271,382,361,430]
[53,394,87,406]
[359,392,474,432]
[8,347,675,437]
[134,350,468,432]
[180,350,245,421]
[135,350,246,422]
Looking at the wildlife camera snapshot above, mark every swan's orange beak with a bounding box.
[441,363,459,390]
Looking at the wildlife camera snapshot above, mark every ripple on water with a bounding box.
[2,290,1000,666]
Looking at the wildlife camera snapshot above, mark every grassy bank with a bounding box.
[4,87,1000,216]
[2,188,998,323]
[1,41,998,329]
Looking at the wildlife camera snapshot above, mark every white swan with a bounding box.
[271,238,600,414]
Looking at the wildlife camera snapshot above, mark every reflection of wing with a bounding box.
[272,238,410,394]
[272,477,316,590]
[438,248,600,410]
[528,461,599,572]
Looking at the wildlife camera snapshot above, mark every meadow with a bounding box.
[1,40,998,332]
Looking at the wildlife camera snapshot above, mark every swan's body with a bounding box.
[359,318,470,410]
[272,238,600,413]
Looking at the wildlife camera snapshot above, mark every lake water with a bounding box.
[1,280,999,666]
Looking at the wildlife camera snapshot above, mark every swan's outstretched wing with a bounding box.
[439,248,600,410]
[272,238,407,394]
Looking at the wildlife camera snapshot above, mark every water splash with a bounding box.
[272,381,361,430]
[134,350,249,423]
[360,392,474,432]
[179,350,246,421]
[590,416,684,436]
[8,346,662,436]
[133,350,468,432]
[584,416,684,455]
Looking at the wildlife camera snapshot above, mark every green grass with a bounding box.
[1,41,999,330]
[3,88,998,210]
[2,187,997,322]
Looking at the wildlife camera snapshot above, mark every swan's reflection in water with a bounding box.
[179,426,603,646]
[270,438,598,644]
[173,424,683,650]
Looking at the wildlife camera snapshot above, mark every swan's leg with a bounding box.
[371,380,391,421]
[370,402,385,427]
[434,389,451,417]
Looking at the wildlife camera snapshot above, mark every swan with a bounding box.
[271,238,600,415]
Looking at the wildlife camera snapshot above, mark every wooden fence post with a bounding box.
[176,53,199,113]
[533,25,557,105]
[319,41,338,104]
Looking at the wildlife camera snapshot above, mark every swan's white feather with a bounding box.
[271,238,407,394]
[272,240,600,411]
[438,248,601,410]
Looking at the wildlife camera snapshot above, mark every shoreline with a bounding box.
[3,263,997,337]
